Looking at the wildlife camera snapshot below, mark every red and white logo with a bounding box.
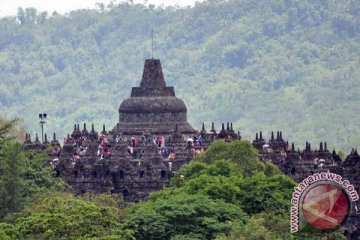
[300,183,350,229]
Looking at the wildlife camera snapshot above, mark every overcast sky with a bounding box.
[0,0,199,17]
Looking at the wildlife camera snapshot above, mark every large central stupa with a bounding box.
[113,59,195,135]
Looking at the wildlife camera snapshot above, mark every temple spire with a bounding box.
[44,133,48,144]
[101,124,107,135]
[211,122,215,133]
[35,133,40,143]
[140,59,166,88]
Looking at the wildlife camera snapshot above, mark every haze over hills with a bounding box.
[0,0,199,17]
[0,0,359,151]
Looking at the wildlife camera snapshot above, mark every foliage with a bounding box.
[216,216,282,240]
[0,223,14,240]
[20,149,68,204]
[175,140,347,239]
[5,191,134,240]
[0,0,358,152]
[0,120,67,219]
[237,172,296,215]
[81,192,126,210]
[293,224,346,240]
[0,118,26,142]
[172,141,295,214]
[122,192,246,240]
[0,122,348,239]
[196,140,265,177]
[0,143,24,218]
[215,212,344,240]
[171,159,243,187]
[0,120,25,218]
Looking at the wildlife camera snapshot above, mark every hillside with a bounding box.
[0,0,359,151]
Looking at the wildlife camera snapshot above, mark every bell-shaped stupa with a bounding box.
[115,59,195,135]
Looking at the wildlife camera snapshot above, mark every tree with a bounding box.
[171,159,243,187]
[0,119,66,218]
[216,216,280,240]
[198,140,265,177]
[122,193,246,240]
[11,192,134,240]
[237,172,296,215]
[0,118,26,142]
[0,120,24,218]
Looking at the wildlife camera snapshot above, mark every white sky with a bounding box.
[0,0,199,17]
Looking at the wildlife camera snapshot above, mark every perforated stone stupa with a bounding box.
[113,59,195,135]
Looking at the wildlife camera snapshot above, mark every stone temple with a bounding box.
[24,58,215,202]
[114,58,195,135]
[23,58,360,239]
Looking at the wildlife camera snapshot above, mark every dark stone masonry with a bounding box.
[117,59,194,135]
[24,59,359,239]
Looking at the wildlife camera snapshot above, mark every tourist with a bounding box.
[72,152,81,161]
[139,149,144,158]
[106,148,112,159]
[50,158,59,170]
[79,146,87,156]
[132,148,137,158]
[156,136,162,147]
[131,137,136,147]
[127,145,132,155]
[115,135,121,143]
[100,148,105,159]
[142,135,147,146]
[52,147,61,157]
[197,135,203,146]
[187,136,193,149]
[100,139,105,149]
[168,152,175,160]
[313,158,319,169]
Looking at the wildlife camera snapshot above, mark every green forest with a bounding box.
[0,0,359,151]
[0,121,346,239]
